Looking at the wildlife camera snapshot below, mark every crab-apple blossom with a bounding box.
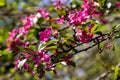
[38,9,49,19]
[116,2,120,9]
[53,0,62,10]
[76,24,94,43]
[39,27,52,42]
[7,29,18,42]
[57,16,65,24]
[6,0,120,79]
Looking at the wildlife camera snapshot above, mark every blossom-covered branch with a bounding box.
[6,0,120,79]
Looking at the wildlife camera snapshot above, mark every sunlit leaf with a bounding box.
[45,46,57,50]
[91,24,103,33]
[17,46,27,52]
[0,0,5,7]
[114,67,120,79]
[41,40,58,47]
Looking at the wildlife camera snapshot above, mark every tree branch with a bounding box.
[74,26,120,55]
[95,63,120,80]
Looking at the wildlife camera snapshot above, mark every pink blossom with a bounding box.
[57,16,65,24]
[67,0,97,25]
[100,18,107,24]
[21,14,34,26]
[76,29,94,43]
[7,37,29,52]
[82,0,103,19]
[44,54,50,63]
[93,12,103,17]
[7,29,18,42]
[19,14,35,37]
[61,54,73,66]
[39,27,52,42]
[82,0,95,16]
[98,36,104,42]
[64,54,73,61]
[21,52,30,59]
[7,38,22,51]
[24,41,29,47]
[18,27,27,37]
[21,14,35,35]
[14,58,19,70]
[46,63,53,70]
[68,10,88,25]
[105,44,112,50]
[19,27,24,33]
[33,51,43,67]
[66,61,71,66]
[29,70,35,74]
[38,9,49,19]
[53,0,62,10]
[116,2,120,9]
[31,50,51,69]
[23,63,29,71]
[88,24,94,32]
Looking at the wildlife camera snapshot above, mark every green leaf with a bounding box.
[51,24,61,29]
[66,37,74,42]
[27,29,37,39]
[49,7,55,12]
[91,24,103,33]
[98,0,105,5]
[69,61,76,68]
[37,18,44,25]
[41,40,58,47]
[17,46,27,52]
[114,67,120,79]
[56,9,66,17]
[29,45,36,50]
[54,53,67,62]
[112,24,120,31]
[45,46,57,50]
[0,0,5,7]
[115,34,120,38]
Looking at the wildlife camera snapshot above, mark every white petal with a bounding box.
[18,59,27,69]
[36,13,41,18]
[61,61,67,65]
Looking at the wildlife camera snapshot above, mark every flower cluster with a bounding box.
[7,29,18,42]
[53,0,62,10]
[39,27,52,43]
[38,9,50,19]
[76,24,94,43]
[7,8,53,71]
[67,0,97,25]
[6,0,118,79]
[6,0,97,77]
[57,16,65,24]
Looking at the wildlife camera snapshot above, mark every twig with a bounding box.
[95,63,120,80]
[74,27,120,54]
